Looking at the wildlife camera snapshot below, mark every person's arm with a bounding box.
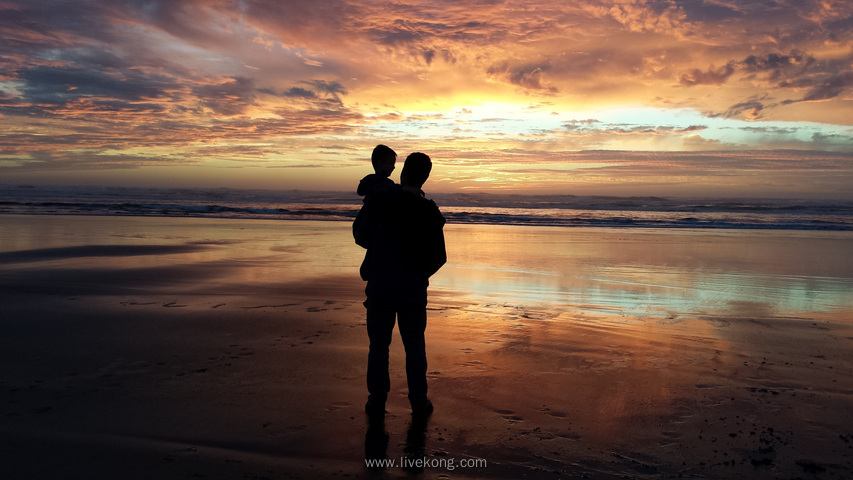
[422,201,447,278]
[353,203,372,249]
[357,174,376,197]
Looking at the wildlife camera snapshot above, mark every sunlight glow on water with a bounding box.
[434,225,853,320]
[2,215,850,323]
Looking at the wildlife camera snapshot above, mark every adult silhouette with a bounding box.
[353,152,447,419]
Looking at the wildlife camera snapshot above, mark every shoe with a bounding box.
[365,397,386,419]
[410,396,433,418]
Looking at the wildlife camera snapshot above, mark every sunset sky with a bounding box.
[1,0,853,198]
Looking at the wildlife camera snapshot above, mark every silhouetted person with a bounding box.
[353,152,447,419]
[357,144,397,201]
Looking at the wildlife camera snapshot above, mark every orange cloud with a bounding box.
[1,0,852,198]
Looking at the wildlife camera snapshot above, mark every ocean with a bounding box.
[2,184,852,230]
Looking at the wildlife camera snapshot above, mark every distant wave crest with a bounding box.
[1,185,851,230]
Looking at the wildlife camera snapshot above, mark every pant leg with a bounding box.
[365,297,396,401]
[396,300,428,399]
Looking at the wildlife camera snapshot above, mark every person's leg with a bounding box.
[365,297,396,409]
[397,300,429,412]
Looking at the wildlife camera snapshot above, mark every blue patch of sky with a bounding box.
[362,103,853,150]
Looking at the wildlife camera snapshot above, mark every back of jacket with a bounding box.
[353,187,447,296]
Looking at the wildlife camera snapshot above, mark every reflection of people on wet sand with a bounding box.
[364,415,389,466]
[364,414,428,471]
[353,152,447,419]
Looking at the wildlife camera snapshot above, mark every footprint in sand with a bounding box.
[460,360,483,368]
[297,330,329,344]
[493,408,524,422]
[219,345,254,359]
[326,401,352,412]
[242,303,299,310]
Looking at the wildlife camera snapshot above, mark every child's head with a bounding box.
[371,144,397,178]
[401,152,432,189]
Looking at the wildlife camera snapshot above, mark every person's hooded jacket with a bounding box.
[353,185,446,298]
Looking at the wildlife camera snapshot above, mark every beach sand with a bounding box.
[1,215,852,479]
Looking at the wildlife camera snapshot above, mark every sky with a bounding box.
[1,0,853,199]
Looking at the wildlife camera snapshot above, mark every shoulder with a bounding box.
[426,199,446,225]
[416,193,441,211]
[362,179,400,202]
[419,197,441,212]
[410,194,446,225]
[357,174,376,196]
[359,174,377,185]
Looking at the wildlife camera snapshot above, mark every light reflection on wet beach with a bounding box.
[2,216,850,319]
[2,215,853,477]
[434,225,853,320]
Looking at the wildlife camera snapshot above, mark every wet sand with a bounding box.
[1,215,852,479]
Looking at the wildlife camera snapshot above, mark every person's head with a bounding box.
[371,144,397,177]
[401,152,432,189]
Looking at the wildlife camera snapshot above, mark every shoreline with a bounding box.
[3,183,853,231]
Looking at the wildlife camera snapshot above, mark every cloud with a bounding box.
[0,1,119,49]
[681,50,814,90]
[562,120,707,135]
[487,62,558,92]
[785,72,853,103]
[1,0,853,195]
[582,0,690,35]
[192,76,256,116]
[673,0,744,22]
[2,149,190,172]
[741,50,813,78]
[17,65,175,104]
[685,47,853,118]
[281,87,316,99]
[717,99,767,120]
[110,0,247,49]
[269,80,350,111]
[305,80,348,100]
[5,61,270,122]
[240,0,357,47]
[679,62,736,86]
